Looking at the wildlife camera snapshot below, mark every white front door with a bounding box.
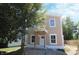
[40,35,45,47]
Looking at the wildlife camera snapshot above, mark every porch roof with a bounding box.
[34,27,48,34]
[33,24,48,35]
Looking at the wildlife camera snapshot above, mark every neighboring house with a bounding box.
[25,15,64,49]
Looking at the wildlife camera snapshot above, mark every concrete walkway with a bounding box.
[24,47,67,55]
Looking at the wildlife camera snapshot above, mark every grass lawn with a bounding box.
[0,47,21,53]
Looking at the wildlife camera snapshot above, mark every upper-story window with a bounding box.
[49,18,55,27]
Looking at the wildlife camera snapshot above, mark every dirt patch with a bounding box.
[64,44,77,55]
[64,40,79,55]
[64,40,79,46]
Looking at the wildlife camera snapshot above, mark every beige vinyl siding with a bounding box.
[27,15,63,47]
[45,16,63,46]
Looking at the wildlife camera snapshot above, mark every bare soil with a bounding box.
[64,40,79,46]
[64,40,79,55]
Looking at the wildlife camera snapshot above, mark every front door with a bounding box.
[40,35,45,47]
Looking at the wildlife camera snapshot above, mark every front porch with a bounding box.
[26,30,64,49]
[26,27,49,48]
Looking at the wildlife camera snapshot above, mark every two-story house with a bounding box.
[25,15,64,49]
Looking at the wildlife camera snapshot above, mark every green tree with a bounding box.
[76,21,79,39]
[63,17,74,40]
[0,4,11,47]
[0,3,43,48]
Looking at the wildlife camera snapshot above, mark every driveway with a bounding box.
[23,47,67,55]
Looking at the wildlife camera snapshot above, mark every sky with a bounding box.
[42,3,79,24]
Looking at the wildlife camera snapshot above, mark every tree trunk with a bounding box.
[21,25,26,54]
[0,42,8,48]
[21,33,25,54]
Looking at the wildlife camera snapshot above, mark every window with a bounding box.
[31,36,35,43]
[49,18,55,27]
[50,34,56,43]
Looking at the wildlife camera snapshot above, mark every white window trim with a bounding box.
[50,34,57,45]
[30,35,35,44]
[49,17,56,27]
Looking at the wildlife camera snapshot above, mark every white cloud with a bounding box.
[47,4,79,15]
[45,4,79,23]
